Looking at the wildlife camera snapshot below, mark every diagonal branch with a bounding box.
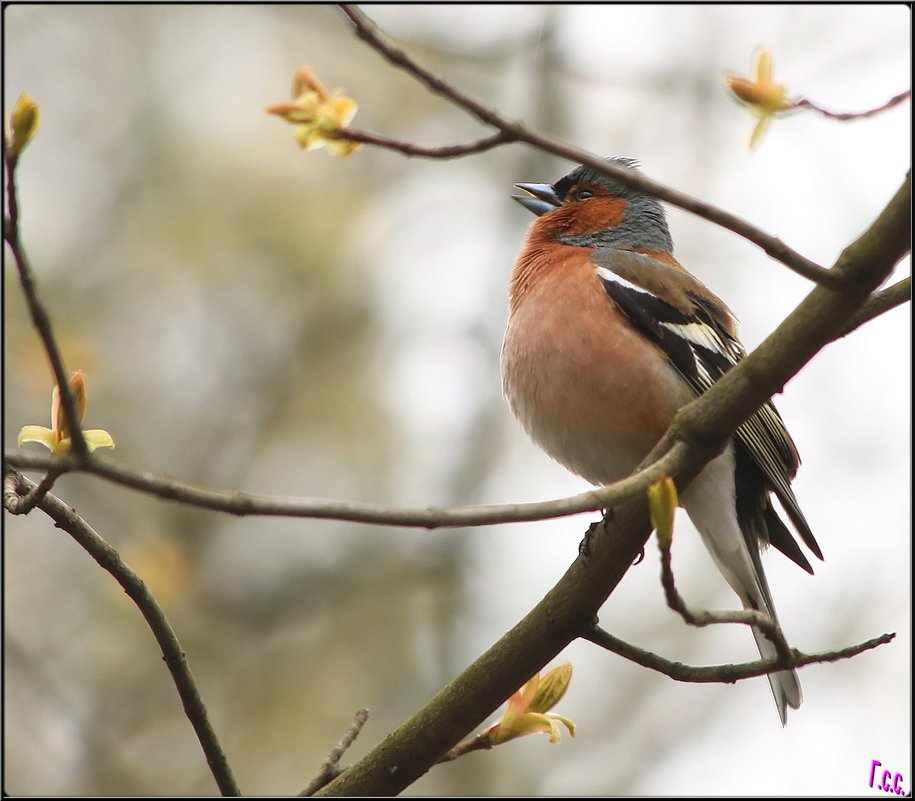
[337,4,844,289]
[840,276,910,337]
[3,468,242,797]
[653,173,910,463]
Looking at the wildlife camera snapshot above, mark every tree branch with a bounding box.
[839,276,910,337]
[336,4,844,289]
[3,442,687,529]
[655,173,910,463]
[337,128,513,158]
[583,624,895,683]
[792,89,910,121]
[3,468,242,797]
[4,149,89,460]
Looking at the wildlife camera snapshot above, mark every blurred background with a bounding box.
[3,4,910,795]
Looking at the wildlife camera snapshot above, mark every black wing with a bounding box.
[594,249,822,570]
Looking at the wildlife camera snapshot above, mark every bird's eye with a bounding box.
[570,188,595,201]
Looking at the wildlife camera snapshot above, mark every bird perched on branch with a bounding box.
[500,157,823,724]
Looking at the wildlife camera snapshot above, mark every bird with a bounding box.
[500,157,823,725]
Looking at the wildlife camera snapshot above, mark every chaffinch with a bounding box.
[501,158,823,725]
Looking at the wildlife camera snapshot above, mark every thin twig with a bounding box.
[4,442,688,529]
[300,709,370,796]
[336,4,842,290]
[791,89,910,121]
[337,128,512,158]
[337,5,518,134]
[584,624,894,683]
[3,469,241,796]
[3,148,89,460]
[657,531,790,661]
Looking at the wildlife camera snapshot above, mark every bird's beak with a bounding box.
[513,182,561,216]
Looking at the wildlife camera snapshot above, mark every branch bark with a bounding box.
[3,444,682,528]
[584,625,894,683]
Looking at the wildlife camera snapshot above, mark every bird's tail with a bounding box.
[682,450,802,725]
[706,523,802,725]
[708,532,802,725]
[746,594,802,726]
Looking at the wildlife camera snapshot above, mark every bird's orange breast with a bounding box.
[502,237,694,484]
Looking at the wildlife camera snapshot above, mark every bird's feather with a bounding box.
[594,248,822,569]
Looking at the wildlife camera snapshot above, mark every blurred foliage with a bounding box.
[3,4,910,796]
